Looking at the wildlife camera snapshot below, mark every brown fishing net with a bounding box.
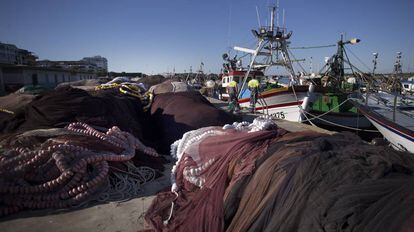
[0,92,36,113]
[148,80,195,95]
[145,127,287,231]
[0,92,36,127]
[148,91,234,153]
[146,130,414,232]
[0,87,145,140]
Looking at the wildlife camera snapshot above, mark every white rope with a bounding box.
[302,110,378,132]
[169,127,225,192]
[296,94,378,132]
[163,191,179,225]
[299,105,317,127]
[96,162,156,203]
[222,115,276,133]
[290,85,317,126]
[303,98,353,120]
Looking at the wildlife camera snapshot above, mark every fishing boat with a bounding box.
[301,35,373,130]
[352,93,414,153]
[401,78,414,94]
[221,67,312,121]
[186,62,205,90]
[351,53,414,153]
[221,5,315,122]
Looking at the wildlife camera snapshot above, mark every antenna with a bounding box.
[282,9,285,29]
[276,0,280,27]
[227,3,232,47]
[394,52,402,74]
[270,7,275,32]
[310,56,313,74]
[256,6,261,28]
[372,53,378,76]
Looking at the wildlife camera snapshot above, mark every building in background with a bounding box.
[36,60,101,72]
[0,63,97,93]
[36,56,108,73]
[82,56,108,71]
[0,42,103,95]
[0,42,38,65]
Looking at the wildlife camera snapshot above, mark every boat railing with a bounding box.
[351,91,414,121]
[257,92,269,115]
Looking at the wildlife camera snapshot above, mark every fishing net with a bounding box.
[146,122,286,231]
[147,91,234,153]
[0,87,146,140]
[0,123,160,217]
[146,128,414,232]
[225,132,414,232]
[148,80,195,95]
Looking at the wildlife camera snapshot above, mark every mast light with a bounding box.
[349,38,360,44]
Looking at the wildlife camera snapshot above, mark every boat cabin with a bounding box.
[221,70,264,88]
[401,80,414,95]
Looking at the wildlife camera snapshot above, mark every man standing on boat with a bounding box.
[227,80,240,113]
[248,78,260,113]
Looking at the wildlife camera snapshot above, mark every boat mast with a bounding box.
[270,5,276,65]
[185,66,192,82]
[338,34,345,81]
[392,52,402,122]
[322,35,360,90]
[394,52,402,75]
[372,53,378,76]
[236,3,296,98]
[366,53,378,105]
[194,62,204,84]
[271,4,276,32]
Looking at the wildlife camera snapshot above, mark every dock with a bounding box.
[0,97,335,232]
[0,163,173,232]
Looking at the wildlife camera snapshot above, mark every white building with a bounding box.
[82,56,108,71]
[36,56,108,73]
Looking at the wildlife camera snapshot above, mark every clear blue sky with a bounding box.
[0,0,413,74]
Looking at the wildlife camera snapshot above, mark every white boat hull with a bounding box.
[366,117,414,153]
[239,89,309,122]
[353,98,414,153]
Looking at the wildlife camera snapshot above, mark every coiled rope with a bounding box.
[100,162,156,202]
[95,83,142,99]
[301,110,378,132]
[95,83,153,111]
[72,161,156,208]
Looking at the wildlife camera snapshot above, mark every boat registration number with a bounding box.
[270,112,286,119]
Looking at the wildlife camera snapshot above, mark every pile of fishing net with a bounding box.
[0,122,160,217]
[0,85,234,155]
[147,91,234,153]
[0,92,36,113]
[0,92,36,125]
[137,75,166,90]
[145,118,414,232]
[55,79,106,91]
[0,85,168,218]
[0,86,146,140]
[15,85,51,95]
[148,80,195,95]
